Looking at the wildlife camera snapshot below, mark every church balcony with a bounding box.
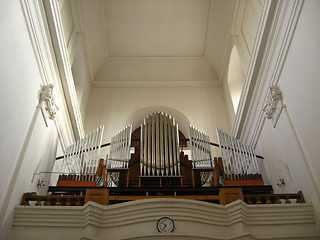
[12,197,320,240]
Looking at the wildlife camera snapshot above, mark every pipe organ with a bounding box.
[56,112,264,189]
[189,124,213,169]
[107,124,132,187]
[216,128,263,185]
[58,125,104,186]
[140,112,180,177]
[189,125,214,186]
[107,124,132,169]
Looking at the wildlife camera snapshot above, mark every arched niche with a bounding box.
[227,45,245,113]
[124,106,191,136]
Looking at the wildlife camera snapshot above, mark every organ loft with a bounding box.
[22,112,304,206]
[8,0,320,238]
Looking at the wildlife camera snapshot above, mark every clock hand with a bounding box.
[162,221,167,228]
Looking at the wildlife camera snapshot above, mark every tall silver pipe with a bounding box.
[62,125,104,176]
[163,113,169,176]
[249,144,259,174]
[236,139,244,174]
[126,124,132,168]
[175,123,180,176]
[216,128,226,173]
[168,115,173,176]
[230,134,240,175]
[88,131,94,174]
[139,112,180,177]
[216,127,261,177]
[223,131,235,175]
[189,124,213,170]
[155,113,160,175]
[144,118,148,175]
[159,113,164,176]
[217,129,228,173]
[189,125,195,168]
[152,114,156,176]
[172,119,177,176]
[140,123,144,175]
[242,141,250,174]
[107,124,132,170]
[147,115,152,175]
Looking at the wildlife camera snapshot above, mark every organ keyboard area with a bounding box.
[54,112,264,191]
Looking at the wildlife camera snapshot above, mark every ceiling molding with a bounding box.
[217,3,237,83]
[204,0,236,83]
[92,80,220,88]
[93,56,219,86]
[202,0,212,56]
[73,1,95,84]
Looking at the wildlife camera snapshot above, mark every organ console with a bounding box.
[55,112,264,192]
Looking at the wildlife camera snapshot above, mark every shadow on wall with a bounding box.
[228,45,245,114]
[125,106,191,135]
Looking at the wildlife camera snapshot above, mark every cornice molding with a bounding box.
[13,199,319,240]
[92,80,221,88]
[232,0,305,147]
[20,0,78,147]
[43,0,85,139]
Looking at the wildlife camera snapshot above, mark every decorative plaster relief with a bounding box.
[38,84,59,127]
[262,85,285,128]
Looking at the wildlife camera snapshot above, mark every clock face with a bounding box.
[157,217,174,233]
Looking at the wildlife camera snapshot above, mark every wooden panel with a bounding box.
[225,179,264,186]
[57,181,96,187]
[219,188,243,205]
[85,189,109,205]
[128,153,140,187]
[109,195,219,201]
[180,152,193,187]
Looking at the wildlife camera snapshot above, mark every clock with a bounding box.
[156,217,174,233]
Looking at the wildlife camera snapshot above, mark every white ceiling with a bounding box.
[104,0,210,57]
[76,0,236,86]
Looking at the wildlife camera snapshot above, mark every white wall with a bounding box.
[232,0,264,72]
[222,0,263,128]
[71,35,91,122]
[0,1,60,238]
[227,46,245,112]
[59,0,91,124]
[259,0,320,228]
[85,86,231,158]
[205,0,235,79]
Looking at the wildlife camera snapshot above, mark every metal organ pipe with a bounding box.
[189,125,214,186]
[140,112,180,177]
[61,125,104,177]
[216,128,261,179]
[163,114,169,175]
[159,113,164,176]
[189,124,213,169]
[108,124,132,170]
